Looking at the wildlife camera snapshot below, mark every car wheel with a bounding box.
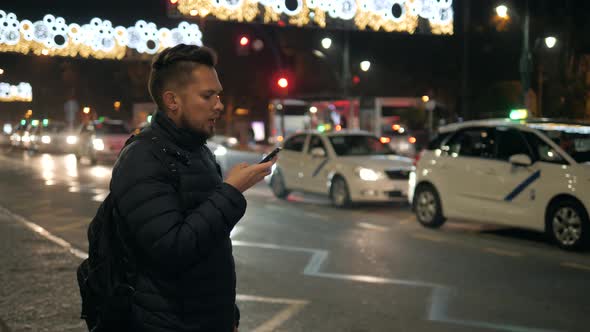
[547,199,589,250]
[414,184,446,228]
[330,176,351,208]
[270,170,290,199]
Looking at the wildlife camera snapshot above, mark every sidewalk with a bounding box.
[0,208,85,332]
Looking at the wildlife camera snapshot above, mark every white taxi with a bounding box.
[267,130,413,207]
[409,119,590,250]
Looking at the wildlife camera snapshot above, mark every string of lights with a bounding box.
[173,0,453,34]
[0,82,32,102]
[0,9,204,60]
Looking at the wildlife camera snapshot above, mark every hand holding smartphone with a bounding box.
[259,147,281,164]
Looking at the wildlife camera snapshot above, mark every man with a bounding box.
[110,44,275,331]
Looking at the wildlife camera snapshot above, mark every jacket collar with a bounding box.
[151,110,207,151]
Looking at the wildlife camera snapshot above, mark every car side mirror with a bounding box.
[509,154,532,167]
[311,147,326,158]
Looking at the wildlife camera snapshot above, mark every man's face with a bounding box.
[175,66,223,138]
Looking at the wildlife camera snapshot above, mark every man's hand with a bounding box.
[224,157,277,193]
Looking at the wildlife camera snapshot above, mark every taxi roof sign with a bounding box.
[509,109,528,120]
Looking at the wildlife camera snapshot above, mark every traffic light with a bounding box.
[237,35,250,56]
[277,77,288,89]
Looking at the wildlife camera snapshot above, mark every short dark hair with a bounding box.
[148,44,218,111]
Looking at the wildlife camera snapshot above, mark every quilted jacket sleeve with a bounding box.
[110,140,246,272]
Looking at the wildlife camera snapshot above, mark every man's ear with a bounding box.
[162,90,178,114]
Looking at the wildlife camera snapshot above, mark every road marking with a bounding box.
[358,222,389,232]
[0,200,568,332]
[561,262,590,272]
[233,240,442,288]
[428,287,561,332]
[412,232,447,243]
[0,204,309,332]
[237,294,308,332]
[484,247,523,258]
[0,206,88,259]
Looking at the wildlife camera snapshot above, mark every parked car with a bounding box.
[75,119,130,164]
[409,118,590,250]
[266,130,414,207]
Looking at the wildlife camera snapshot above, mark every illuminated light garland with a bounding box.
[0,10,203,60]
[0,82,32,102]
[173,0,453,34]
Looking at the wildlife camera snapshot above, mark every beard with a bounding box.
[179,111,215,139]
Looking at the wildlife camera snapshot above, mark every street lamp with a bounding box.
[360,61,371,72]
[495,5,509,19]
[321,37,332,50]
[0,68,4,75]
[544,36,557,49]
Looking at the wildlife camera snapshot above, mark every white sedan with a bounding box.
[267,130,414,207]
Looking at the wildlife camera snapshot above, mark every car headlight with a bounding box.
[41,135,51,144]
[355,167,381,181]
[66,135,78,145]
[93,138,105,151]
[213,145,227,156]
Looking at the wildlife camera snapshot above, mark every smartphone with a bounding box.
[259,147,281,164]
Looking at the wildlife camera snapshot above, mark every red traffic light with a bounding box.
[239,36,249,46]
[277,77,288,89]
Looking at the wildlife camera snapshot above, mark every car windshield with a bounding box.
[329,135,394,156]
[529,124,590,163]
[95,122,129,135]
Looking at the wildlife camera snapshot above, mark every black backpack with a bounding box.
[76,192,135,331]
[76,134,187,331]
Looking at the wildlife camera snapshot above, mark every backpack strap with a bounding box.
[124,133,190,188]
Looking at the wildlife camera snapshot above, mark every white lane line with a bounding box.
[0,202,567,332]
[0,205,309,332]
[358,222,389,232]
[252,303,307,332]
[427,279,562,332]
[0,205,88,259]
[237,294,309,332]
[233,240,442,288]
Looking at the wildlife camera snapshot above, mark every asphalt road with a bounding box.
[0,147,589,332]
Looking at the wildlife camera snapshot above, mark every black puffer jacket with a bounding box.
[110,110,246,332]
